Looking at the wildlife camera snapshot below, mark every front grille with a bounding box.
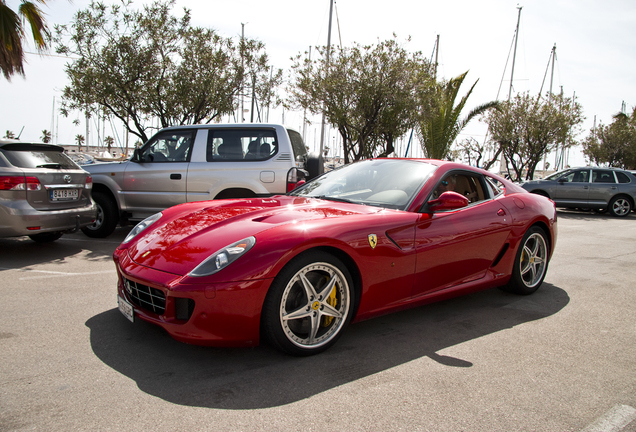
[124,278,166,315]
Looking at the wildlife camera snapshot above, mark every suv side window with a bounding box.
[561,169,589,183]
[206,129,278,162]
[592,169,616,183]
[138,130,194,162]
[616,171,631,184]
[287,129,308,162]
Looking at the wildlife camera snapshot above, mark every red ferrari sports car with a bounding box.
[114,159,557,355]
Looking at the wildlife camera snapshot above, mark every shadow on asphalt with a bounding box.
[0,226,132,270]
[556,208,636,221]
[86,282,569,409]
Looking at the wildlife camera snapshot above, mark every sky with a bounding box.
[1,0,635,166]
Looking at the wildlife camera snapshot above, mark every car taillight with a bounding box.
[85,175,93,189]
[286,168,307,192]
[0,175,41,191]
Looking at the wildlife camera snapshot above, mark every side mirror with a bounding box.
[426,191,469,212]
[131,148,141,163]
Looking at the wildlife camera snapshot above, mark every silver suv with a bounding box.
[0,140,97,242]
[83,124,322,238]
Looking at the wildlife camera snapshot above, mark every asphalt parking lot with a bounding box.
[1,210,635,431]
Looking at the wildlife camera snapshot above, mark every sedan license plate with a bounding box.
[51,189,79,201]
[118,295,134,323]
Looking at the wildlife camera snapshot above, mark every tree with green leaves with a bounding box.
[55,0,279,143]
[487,92,584,181]
[288,38,434,163]
[0,0,50,80]
[418,71,499,160]
[3,130,15,139]
[583,107,636,170]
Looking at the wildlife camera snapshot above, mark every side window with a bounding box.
[485,175,505,198]
[592,169,617,183]
[432,173,486,203]
[206,129,278,162]
[616,172,631,184]
[138,130,194,163]
[561,170,589,183]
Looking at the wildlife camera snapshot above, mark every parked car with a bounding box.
[68,152,95,165]
[83,124,322,238]
[521,167,636,217]
[0,140,96,242]
[114,158,557,355]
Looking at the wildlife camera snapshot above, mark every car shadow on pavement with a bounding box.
[86,282,569,409]
[556,209,635,221]
[0,227,131,270]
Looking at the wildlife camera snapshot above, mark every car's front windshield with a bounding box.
[291,159,437,210]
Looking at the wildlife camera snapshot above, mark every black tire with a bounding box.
[28,232,63,243]
[81,191,118,238]
[305,153,324,180]
[261,251,355,356]
[502,226,549,295]
[608,196,632,217]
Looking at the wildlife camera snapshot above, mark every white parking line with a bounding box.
[0,267,113,281]
[581,405,636,432]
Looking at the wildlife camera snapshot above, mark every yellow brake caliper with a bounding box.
[322,284,338,327]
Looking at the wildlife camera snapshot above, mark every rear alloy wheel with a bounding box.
[608,196,632,217]
[81,191,118,238]
[28,232,63,243]
[502,226,549,295]
[262,251,354,356]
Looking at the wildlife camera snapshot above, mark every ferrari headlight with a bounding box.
[189,236,256,277]
[122,212,162,244]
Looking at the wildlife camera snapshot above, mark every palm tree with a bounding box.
[418,71,499,160]
[0,0,50,80]
[40,129,51,142]
[75,134,84,152]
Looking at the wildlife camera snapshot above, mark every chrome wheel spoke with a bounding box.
[279,261,350,349]
[520,232,547,287]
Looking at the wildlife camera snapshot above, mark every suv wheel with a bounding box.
[608,196,632,217]
[82,191,118,238]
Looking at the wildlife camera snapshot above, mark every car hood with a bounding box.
[126,196,382,275]
[84,160,128,173]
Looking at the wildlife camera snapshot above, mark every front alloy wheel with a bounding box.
[262,251,354,356]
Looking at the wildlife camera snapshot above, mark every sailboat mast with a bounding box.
[508,6,522,101]
[549,44,556,98]
[319,0,334,160]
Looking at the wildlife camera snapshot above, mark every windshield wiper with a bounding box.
[314,195,354,204]
[36,163,62,169]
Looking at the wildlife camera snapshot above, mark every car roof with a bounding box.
[157,123,292,132]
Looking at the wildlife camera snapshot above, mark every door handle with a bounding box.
[497,208,506,216]
[170,173,182,180]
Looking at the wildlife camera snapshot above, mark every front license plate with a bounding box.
[51,189,79,201]
[118,295,134,323]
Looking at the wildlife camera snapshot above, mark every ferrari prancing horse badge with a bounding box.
[368,234,378,249]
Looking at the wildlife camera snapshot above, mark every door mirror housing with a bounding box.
[426,191,470,212]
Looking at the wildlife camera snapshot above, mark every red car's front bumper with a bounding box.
[114,250,273,347]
